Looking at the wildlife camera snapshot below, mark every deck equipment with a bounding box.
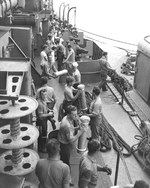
[0,58,39,187]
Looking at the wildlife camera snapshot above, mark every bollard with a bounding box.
[77,115,90,154]
[77,84,87,112]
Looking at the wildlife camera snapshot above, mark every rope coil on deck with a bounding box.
[84,91,133,183]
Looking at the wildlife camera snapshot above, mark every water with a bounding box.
[53,0,150,52]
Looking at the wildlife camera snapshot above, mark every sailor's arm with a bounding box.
[106,61,116,72]
[37,105,53,119]
[65,89,81,102]
[97,164,112,175]
[64,50,72,62]
[67,128,85,143]
[86,103,101,117]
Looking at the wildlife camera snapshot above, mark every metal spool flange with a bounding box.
[0,148,39,176]
[0,96,38,119]
[22,181,37,188]
[0,124,39,149]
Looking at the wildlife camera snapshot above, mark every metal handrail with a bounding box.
[63,4,69,22]
[67,7,76,26]
[59,2,65,22]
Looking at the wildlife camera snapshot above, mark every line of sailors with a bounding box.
[36,16,84,152]
[40,34,86,79]
[35,13,113,188]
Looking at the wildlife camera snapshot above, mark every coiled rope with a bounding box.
[84,91,133,183]
[102,114,133,184]
[85,91,132,157]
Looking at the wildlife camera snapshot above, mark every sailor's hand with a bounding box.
[48,111,54,117]
[74,126,80,131]
[103,165,112,175]
[52,72,58,78]
[48,74,56,79]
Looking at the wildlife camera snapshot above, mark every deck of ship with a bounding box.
[0,3,150,188]
[1,53,149,188]
[27,54,150,188]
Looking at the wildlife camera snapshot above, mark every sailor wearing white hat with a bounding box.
[72,62,81,88]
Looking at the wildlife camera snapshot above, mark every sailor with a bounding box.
[36,76,56,110]
[99,51,113,91]
[36,76,57,130]
[74,40,88,61]
[35,138,71,188]
[72,61,81,88]
[46,33,55,50]
[58,105,85,186]
[36,89,54,152]
[40,44,54,79]
[55,37,66,71]
[47,45,58,73]
[63,76,81,115]
[86,86,103,140]
[78,139,112,188]
[64,44,75,75]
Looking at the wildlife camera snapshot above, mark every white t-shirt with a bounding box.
[40,51,48,66]
[73,69,81,83]
[66,48,75,63]
[50,50,55,65]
